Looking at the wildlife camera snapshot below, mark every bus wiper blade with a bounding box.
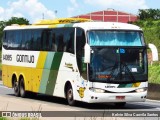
[107,62,119,82]
[121,62,135,82]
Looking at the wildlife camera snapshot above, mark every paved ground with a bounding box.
[0,81,160,120]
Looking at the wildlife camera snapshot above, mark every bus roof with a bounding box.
[4,18,142,31]
[33,17,92,25]
[73,22,142,31]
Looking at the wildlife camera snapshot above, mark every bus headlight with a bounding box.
[135,88,147,93]
[89,88,105,93]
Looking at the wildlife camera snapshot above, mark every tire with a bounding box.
[19,77,27,98]
[66,85,76,106]
[115,102,126,107]
[13,77,20,97]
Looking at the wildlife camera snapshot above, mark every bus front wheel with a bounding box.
[66,85,76,106]
[19,77,27,98]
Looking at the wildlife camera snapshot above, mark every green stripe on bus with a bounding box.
[39,52,55,93]
[45,52,63,95]
[118,83,133,88]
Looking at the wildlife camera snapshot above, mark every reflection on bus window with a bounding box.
[89,31,143,46]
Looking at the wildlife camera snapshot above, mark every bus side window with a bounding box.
[76,28,87,79]
[51,32,57,51]
[23,30,31,50]
[33,29,42,51]
[55,29,63,52]
[14,30,22,50]
[3,31,7,49]
[22,30,27,50]
[64,28,74,54]
[7,31,14,49]
[57,34,64,52]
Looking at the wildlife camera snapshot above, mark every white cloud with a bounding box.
[67,0,79,17]
[0,0,56,23]
[84,0,148,14]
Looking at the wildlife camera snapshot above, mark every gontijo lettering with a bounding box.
[16,54,34,63]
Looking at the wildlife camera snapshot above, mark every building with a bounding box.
[73,8,138,23]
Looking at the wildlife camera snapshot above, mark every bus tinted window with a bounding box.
[3,32,7,49]
[52,28,75,53]
[3,27,75,53]
[32,30,42,50]
[76,28,87,79]
[64,28,74,53]
[89,30,143,46]
[13,30,22,49]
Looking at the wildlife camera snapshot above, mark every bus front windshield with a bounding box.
[88,30,147,83]
[88,30,144,46]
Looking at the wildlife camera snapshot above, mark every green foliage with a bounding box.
[132,9,160,61]
[6,17,29,26]
[0,117,8,120]
[139,9,160,20]
[149,65,160,84]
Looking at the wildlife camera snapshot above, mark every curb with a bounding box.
[147,83,160,100]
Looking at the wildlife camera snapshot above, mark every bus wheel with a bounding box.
[13,78,20,97]
[114,102,126,107]
[19,77,27,98]
[66,85,76,106]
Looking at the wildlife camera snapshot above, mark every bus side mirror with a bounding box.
[84,43,91,63]
[148,43,158,61]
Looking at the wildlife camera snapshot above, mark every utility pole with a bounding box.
[42,13,44,19]
[55,10,57,18]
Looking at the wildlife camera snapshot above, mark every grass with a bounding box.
[0,118,8,120]
[0,50,1,70]
[0,62,1,71]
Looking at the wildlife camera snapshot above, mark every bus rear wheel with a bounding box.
[66,85,76,106]
[19,77,27,98]
[13,78,20,97]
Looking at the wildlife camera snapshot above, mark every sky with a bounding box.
[0,0,159,23]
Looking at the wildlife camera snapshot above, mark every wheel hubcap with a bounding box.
[14,82,18,92]
[68,89,73,101]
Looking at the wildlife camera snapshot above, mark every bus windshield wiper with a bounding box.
[121,62,135,82]
[107,62,119,82]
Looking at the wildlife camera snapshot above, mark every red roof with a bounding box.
[73,9,138,23]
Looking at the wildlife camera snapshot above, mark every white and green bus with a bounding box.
[2,18,148,106]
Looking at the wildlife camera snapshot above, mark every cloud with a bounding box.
[67,0,79,17]
[84,0,148,14]
[0,0,56,23]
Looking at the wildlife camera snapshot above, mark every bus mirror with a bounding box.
[84,43,91,63]
[148,43,158,61]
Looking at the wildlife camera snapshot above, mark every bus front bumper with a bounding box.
[85,91,147,103]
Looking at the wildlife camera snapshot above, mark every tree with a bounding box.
[6,17,30,25]
[138,9,160,20]
[0,21,6,48]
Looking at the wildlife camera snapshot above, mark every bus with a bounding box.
[2,18,148,106]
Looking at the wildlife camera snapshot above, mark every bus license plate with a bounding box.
[116,96,125,100]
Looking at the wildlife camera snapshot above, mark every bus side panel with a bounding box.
[24,67,32,91]
[53,53,81,99]
[31,68,44,93]
[32,51,47,93]
[2,65,8,87]
[39,52,63,96]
